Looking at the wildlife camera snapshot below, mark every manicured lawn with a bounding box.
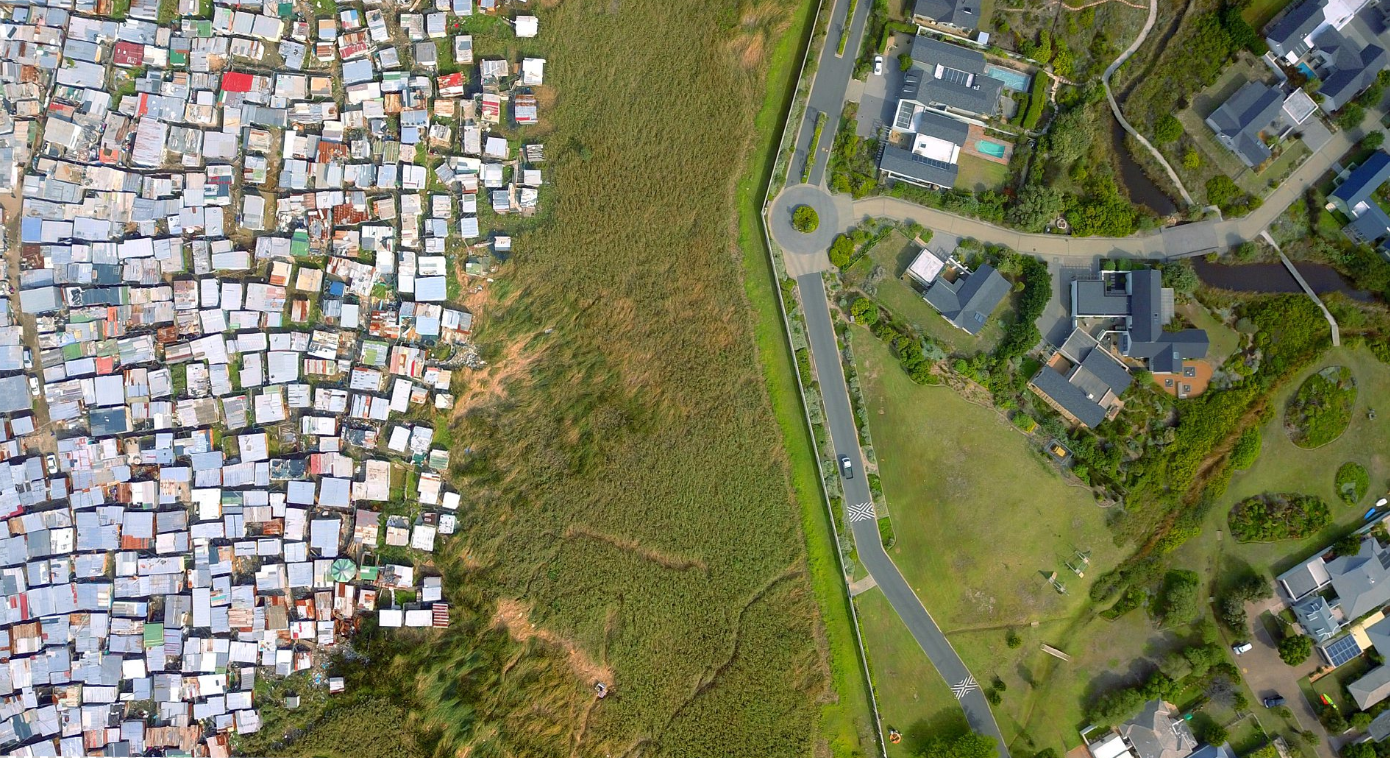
[1178,301,1242,365]
[1243,0,1295,28]
[1171,345,1390,582]
[851,327,1146,753]
[854,588,960,758]
[954,153,1011,193]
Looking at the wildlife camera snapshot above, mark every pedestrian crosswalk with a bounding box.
[848,501,876,523]
[951,676,977,699]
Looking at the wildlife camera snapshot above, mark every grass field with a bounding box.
[1171,345,1390,580]
[254,1,872,756]
[854,588,959,758]
[1242,0,1295,28]
[849,327,1155,753]
[954,154,1011,193]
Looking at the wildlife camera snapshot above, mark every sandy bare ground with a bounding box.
[492,598,613,686]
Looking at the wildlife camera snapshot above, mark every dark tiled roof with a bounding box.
[913,0,980,29]
[906,37,1002,115]
[1204,81,1283,168]
[1030,366,1108,428]
[923,264,1011,334]
[880,145,958,188]
[1266,0,1326,58]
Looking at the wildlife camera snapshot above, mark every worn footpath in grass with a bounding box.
[737,0,878,752]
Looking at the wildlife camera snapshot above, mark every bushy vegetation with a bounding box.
[828,103,879,198]
[1216,572,1270,631]
[992,255,1052,365]
[1229,427,1261,470]
[1228,493,1331,542]
[1154,114,1182,143]
[793,205,820,232]
[1127,12,1240,128]
[1336,461,1371,505]
[1205,174,1261,217]
[1157,569,1201,625]
[1278,633,1313,665]
[1021,72,1047,130]
[867,314,937,384]
[1285,366,1357,448]
[1085,638,1231,726]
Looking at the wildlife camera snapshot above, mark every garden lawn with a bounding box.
[1171,345,1390,583]
[953,154,1011,193]
[1242,0,1295,27]
[1178,301,1241,365]
[854,588,960,758]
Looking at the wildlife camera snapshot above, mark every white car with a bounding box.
[28,377,39,397]
[22,349,31,370]
[873,55,884,76]
[44,454,56,474]
[1232,642,1253,655]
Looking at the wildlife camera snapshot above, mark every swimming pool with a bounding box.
[985,64,1031,92]
[1296,62,1316,79]
[977,140,1007,158]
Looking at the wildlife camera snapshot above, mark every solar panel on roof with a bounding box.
[1323,635,1362,667]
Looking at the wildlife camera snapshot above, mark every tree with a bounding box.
[1199,722,1229,747]
[916,732,998,758]
[1161,260,1200,298]
[1233,241,1260,262]
[1154,114,1183,143]
[1279,633,1313,665]
[1363,131,1386,151]
[1334,533,1364,557]
[1006,184,1065,232]
[899,52,912,72]
[1335,103,1366,131]
[1005,629,1022,648]
[1342,742,1374,758]
[792,205,819,233]
[828,234,854,267]
[850,297,879,326]
[1206,175,1241,209]
[1158,570,1200,624]
[1351,711,1374,729]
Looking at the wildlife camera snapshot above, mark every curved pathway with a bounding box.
[1102,0,1196,207]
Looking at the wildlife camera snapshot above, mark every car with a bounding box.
[839,455,854,479]
[44,454,56,474]
[1232,642,1253,655]
[22,349,31,370]
[1263,695,1285,708]
[28,377,39,397]
[873,55,884,76]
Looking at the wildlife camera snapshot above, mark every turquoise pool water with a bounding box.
[1296,62,1316,79]
[985,64,1031,92]
[977,140,1007,158]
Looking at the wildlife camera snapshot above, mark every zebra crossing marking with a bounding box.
[951,676,978,699]
[848,501,876,522]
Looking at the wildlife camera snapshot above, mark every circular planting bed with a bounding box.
[1285,366,1356,449]
[1336,462,1370,505]
[791,204,819,234]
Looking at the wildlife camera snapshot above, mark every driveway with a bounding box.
[1238,602,1336,758]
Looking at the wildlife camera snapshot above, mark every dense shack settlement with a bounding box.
[0,0,546,753]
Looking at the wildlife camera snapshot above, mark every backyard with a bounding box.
[955,153,1012,193]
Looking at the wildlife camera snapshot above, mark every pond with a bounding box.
[1110,116,1177,217]
[1191,257,1374,301]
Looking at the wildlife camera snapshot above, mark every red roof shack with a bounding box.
[112,41,144,68]
[221,72,254,93]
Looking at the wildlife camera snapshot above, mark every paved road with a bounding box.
[794,0,874,187]
[798,273,1010,756]
[1102,0,1195,206]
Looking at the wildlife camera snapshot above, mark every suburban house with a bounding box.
[1204,81,1318,168]
[905,248,1010,334]
[1029,328,1132,429]
[900,36,1003,119]
[1330,149,1390,246]
[881,109,969,188]
[1084,699,1224,758]
[1265,0,1389,111]
[912,0,980,31]
[1071,270,1209,375]
[1278,533,1390,662]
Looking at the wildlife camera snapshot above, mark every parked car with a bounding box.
[44,454,56,474]
[1232,642,1253,655]
[22,349,31,369]
[873,55,884,76]
[28,377,39,397]
[839,455,854,479]
[1263,695,1285,708]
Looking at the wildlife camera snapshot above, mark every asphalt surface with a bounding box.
[793,0,874,187]
[797,273,1010,756]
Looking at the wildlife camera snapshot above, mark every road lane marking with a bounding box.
[848,501,876,522]
[952,676,977,699]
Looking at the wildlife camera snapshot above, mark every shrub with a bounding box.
[1158,570,1201,625]
[1285,366,1357,448]
[1228,493,1331,542]
[828,234,854,267]
[1336,462,1370,504]
[1278,633,1313,665]
[1230,427,1261,470]
[850,297,879,326]
[1021,73,1048,130]
[1183,149,1200,170]
[1154,114,1182,143]
[792,205,819,233]
[1335,103,1366,131]
[1364,132,1386,150]
[1198,722,1228,748]
[1005,629,1022,648]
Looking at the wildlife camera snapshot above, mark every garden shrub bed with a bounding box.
[1336,462,1370,505]
[1228,492,1331,542]
[1285,365,1356,448]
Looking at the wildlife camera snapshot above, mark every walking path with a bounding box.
[1101,0,1195,206]
[1279,251,1342,346]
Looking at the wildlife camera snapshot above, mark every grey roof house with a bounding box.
[912,0,981,30]
[903,36,1003,117]
[1071,269,1209,374]
[905,249,1011,334]
[881,110,970,188]
[1265,0,1387,111]
[1331,149,1390,245]
[1204,82,1317,168]
[1029,328,1132,429]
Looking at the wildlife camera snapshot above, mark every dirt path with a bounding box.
[493,598,614,686]
[998,0,1145,13]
